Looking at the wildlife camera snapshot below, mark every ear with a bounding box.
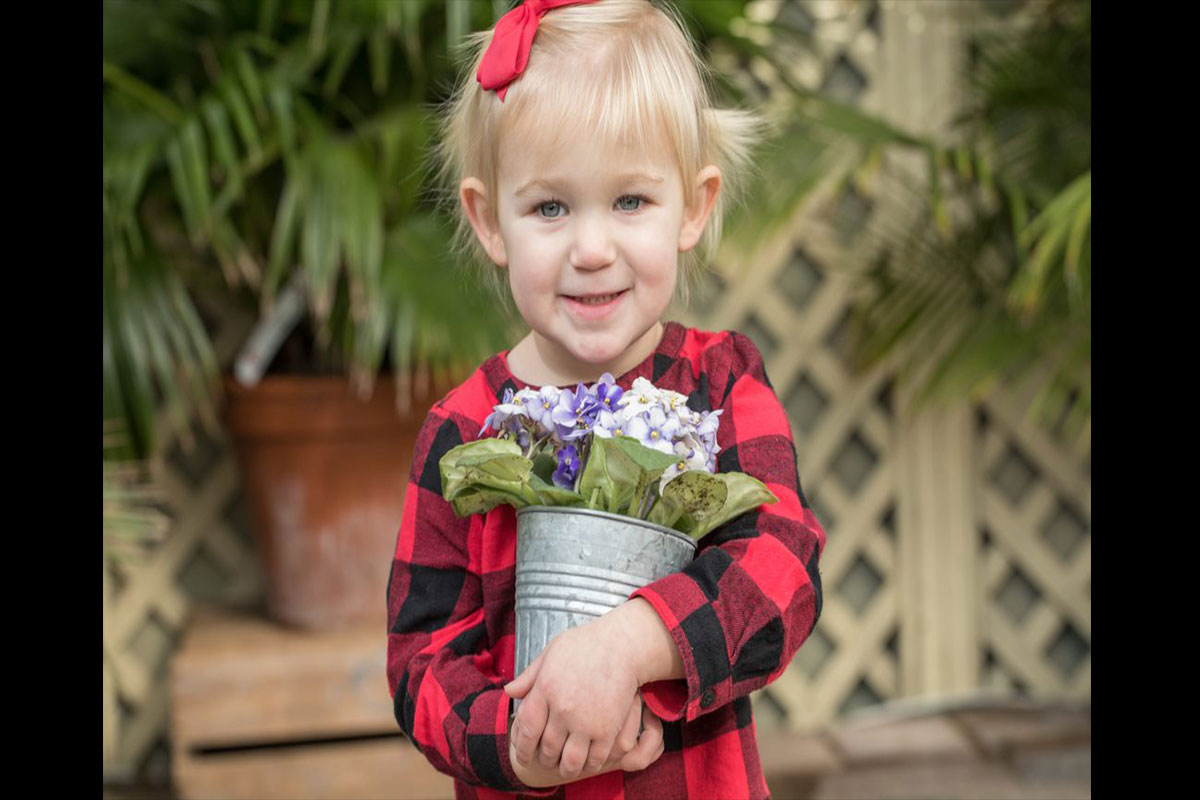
[460,177,509,267]
[678,166,722,253]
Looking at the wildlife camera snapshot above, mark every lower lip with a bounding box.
[563,290,627,321]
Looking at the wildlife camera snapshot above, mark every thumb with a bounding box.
[504,651,544,699]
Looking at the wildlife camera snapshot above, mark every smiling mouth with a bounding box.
[565,290,627,305]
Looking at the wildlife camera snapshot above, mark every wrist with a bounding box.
[608,597,684,685]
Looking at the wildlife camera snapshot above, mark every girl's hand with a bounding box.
[505,616,643,780]
[509,696,665,788]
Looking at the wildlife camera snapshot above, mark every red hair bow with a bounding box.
[476,0,599,101]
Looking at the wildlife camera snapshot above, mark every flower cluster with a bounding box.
[480,375,722,492]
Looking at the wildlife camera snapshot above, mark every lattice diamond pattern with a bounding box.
[830,431,878,495]
[836,554,883,615]
[995,565,1040,625]
[739,314,779,363]
[778,247,825,311]
[1041,501,1088,562]
[1046,623,1088,680]
[822,53,870,106]
[784,373,829,434]
[990,443,1039,506]
[978,389,1091,702]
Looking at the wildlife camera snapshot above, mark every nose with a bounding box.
[568,212,617,270]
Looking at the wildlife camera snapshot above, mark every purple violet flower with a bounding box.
[551,383,600,441]
[522,386,561,434]
[552,444,581,488]
[624,406,680,455]
[595,372,624,413]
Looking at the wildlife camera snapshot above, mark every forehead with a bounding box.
[496,106,678,188]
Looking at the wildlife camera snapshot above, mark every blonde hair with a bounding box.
[428,0,764,309]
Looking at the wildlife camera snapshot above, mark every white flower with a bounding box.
[618,377,663,417]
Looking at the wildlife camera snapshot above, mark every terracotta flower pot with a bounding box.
[222,374,437,630]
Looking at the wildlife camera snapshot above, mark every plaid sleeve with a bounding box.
[386,408,552,795]
[631,331,826,723]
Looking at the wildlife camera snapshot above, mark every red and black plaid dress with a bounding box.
[387,321,826,799]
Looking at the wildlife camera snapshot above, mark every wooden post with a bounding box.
[897,404,979,696]
[871,1,980,699]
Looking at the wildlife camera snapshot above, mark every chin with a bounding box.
[570,338,628,367]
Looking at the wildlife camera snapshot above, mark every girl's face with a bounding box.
[484,130,704,384]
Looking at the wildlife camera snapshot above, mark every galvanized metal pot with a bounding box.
[513,506,698,685]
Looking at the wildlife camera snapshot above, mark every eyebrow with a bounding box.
[513,172,665,198]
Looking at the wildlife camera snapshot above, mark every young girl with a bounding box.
[387,1,826,797]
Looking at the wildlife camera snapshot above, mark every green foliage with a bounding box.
[718,0,1090,440]
[101,0,526,461]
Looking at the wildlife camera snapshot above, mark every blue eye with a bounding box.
[537,200,565,219]
[617,195,644,212]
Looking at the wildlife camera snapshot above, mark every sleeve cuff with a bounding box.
[628,584,729,722]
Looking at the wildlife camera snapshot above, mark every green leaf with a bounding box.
[178,117,213,236]
[688,473,778,541]
[528,474,586,508]
[323,30,362,98]
[609,435,679,474]
[531,452,557,485]
[264,172,302,299]
[218,78,262,163]
[661,470,728,521]
[234,48,268,122]
[447,485,532,517]
[438,438,540,516]
[368,28,390,95]
[201,98,242,193]
[576,435,637,515]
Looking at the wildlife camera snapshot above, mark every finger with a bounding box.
[511,694,548,767]
[584,736,613,775]
[505,651,545,699]
[558,732,590,781]
[537,718,567,771]
[615,695,642,755]
[620,708,664,772]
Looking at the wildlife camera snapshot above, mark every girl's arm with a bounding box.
[387,410,552,796]
[628,330,827,723]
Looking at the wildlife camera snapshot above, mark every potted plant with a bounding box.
[102,0,524,628]
[439,374,777,679]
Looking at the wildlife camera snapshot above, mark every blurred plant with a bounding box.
[102,0,529,462]
[717,0,1091,442]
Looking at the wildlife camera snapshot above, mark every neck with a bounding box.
[510,323,665,387]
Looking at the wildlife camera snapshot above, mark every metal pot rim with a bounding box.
[516,505,698,552]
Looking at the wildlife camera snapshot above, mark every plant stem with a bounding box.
[573,438,589,493]
[525,431,551,460]
[636,481,656,519]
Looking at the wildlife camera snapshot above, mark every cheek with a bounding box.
[629,224,681,284]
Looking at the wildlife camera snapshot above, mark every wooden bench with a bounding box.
[169,605,453,800]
